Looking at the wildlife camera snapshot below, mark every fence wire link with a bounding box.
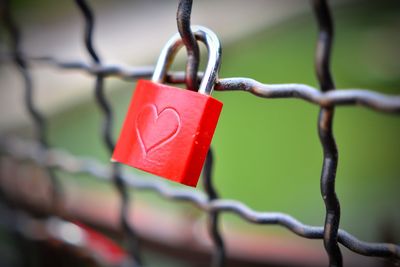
[0,0,400,267]
[177,0,200,92]
[312,0,342,266]
[19,57,400,113]
[0,0,63,217]
[176,1,226,266]
[2,137,400,261]
[74,0,143,266]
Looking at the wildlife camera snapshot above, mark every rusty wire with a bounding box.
[0,0,400,267]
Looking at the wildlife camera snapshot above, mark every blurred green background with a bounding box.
[1,1,399,265]
[44,0,400,243]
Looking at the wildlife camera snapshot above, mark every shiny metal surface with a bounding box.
[152,26,222,96]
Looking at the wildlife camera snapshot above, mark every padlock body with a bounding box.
[112,80,223,187]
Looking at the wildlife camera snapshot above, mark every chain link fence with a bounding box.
[0,0,399,266]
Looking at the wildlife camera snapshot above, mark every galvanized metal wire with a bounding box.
[1,0,400,267]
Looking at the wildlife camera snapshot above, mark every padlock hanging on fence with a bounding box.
[112,26,223,187]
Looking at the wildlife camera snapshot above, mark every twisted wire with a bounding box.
[18,57,400,113]
[177,0,200,91]
[0,202,116,267]
[203,149,226,267]
[176,1,226,266]
[74,0,142,265]
[0,1,399,266]
[1,0,62,216]
[1,1,63,265]
[312,0,342,266]
[2,137,399,261]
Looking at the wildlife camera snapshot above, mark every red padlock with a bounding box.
[112,26,223,187]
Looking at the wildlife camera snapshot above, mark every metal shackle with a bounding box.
[152,26,222,95]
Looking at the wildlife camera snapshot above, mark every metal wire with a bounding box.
[1,0,400,267]
[0,0,62,216]
[22,57,400,113]
[202,149,226,267]
[312,0,342,266]
[0,201,119,267]
[176,2,226,266]
[2,137,400,261]
[74,0,143,266]
[1,1,63,265]
[177,0,200,91]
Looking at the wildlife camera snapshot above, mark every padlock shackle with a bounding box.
[152,26,221,95]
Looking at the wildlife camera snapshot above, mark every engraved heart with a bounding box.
[136,104,181,155]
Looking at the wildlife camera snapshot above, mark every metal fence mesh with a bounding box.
[0,0,399,267]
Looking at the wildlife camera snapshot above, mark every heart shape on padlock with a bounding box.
[136,104,181,155]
